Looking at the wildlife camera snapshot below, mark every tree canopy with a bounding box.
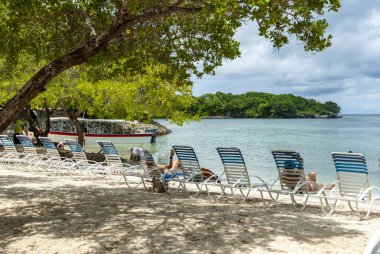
[0,0,341,131]
[190,92,341,118]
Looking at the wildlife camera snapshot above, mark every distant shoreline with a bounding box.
[201,114,342,119]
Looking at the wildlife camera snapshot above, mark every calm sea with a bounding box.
[89,115,380,184]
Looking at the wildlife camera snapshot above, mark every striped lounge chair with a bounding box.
[0,135,43,169]
[171,145,217,195]
[270,150,326,211]
[317,152,380,219]
[0,135,25,168]
[214,147,269,201]
[16,135,49,171]
[96,140,142,187]
[39,136,77,174]
[64,139,111,178]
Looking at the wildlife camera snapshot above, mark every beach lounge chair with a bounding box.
[140,150,156,168]
[214,147,269,201]
[0,135,32,169]
[64,139,111,177]
[16,135,49,171]
[170,145,217,195]
[38,136,77,174]
[138,150,170,192]
[270,150,326,211]
[96,140,142,187]
[317,152,380,219]
[363,229,380,254]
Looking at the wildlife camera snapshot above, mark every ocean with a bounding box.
[90,115,380,185]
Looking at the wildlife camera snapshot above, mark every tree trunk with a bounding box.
[0,4,201,133]
[71,117,85,147]
[24,108,43,144]
[42,102,52,137]
[61,108,85,146]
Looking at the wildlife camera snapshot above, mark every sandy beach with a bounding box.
[0,167,379,254]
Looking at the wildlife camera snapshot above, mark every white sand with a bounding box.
[0,167,379,254]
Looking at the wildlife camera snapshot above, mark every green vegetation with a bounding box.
[190,92,341,118]
[0,0,341,132]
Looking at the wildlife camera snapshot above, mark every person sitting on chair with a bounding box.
[305,171,335,192]
[156,150,217,181]
[283,158,335,192]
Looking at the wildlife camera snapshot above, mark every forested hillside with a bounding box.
[189,92,341,118]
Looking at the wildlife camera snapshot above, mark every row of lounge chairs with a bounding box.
[0,134,379,220]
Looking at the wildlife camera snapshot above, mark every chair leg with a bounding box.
[362,198,376,220]
[300,194,309,211]
[123,174,131,188]
[245,187,258,201]
[141,176,151,191]
[290,194,309,211]
[204,184,211,197]
[348,201,356,212]
[320,197,338,215]
[350,199,377,220]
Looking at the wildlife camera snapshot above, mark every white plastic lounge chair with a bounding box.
[363,229,380,254]
[0,135,19,159]
[270,150,329,211]
[170,145,218,195]
[0,135,20,168]
[317,152,380,219]
[0,135,31,169]
[140,150,156,168]
[96,140,142,187]
[139,150,169,192]
[64,139,111,177]
[39,136,76,174]
[16,135,49,171]
[214,147,269,201]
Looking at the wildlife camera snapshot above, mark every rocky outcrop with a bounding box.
[121,120,171,135]
[49,117,171,136]
[3,109,172,136]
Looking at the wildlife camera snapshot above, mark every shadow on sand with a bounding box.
[0,172,371,253]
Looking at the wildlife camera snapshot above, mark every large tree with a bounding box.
[30,63,194,145]
[0,0,340,131]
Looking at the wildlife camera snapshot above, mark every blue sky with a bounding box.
[193,0,380,114]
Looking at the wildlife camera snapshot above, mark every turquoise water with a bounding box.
[89,115,380,185]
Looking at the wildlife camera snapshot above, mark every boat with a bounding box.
[48,117,155,145]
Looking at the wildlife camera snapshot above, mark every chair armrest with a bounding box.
[359,186,380,200]
[293,180,313,193]
[267,177,280,190]
[317,181,339,197]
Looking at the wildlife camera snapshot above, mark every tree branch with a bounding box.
[82,11,97,40]
[0,1,205,132]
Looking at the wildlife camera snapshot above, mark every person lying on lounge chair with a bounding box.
[156,150,217,181]
[156,149,177,171]
[282,158,335,192]
[305,171,335,192]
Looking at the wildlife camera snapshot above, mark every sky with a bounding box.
[192,0,380,114]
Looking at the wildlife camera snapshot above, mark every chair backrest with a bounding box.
[140,150,156,167]
[332,152,370,198]
[16,135,37,155]
[272,150,305,191]
[172,145,202,180]
[217,147,250,186]
[0,135,18,154]
[64,139,88,162]
[97,140,122,167]
[39,137,61,159]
